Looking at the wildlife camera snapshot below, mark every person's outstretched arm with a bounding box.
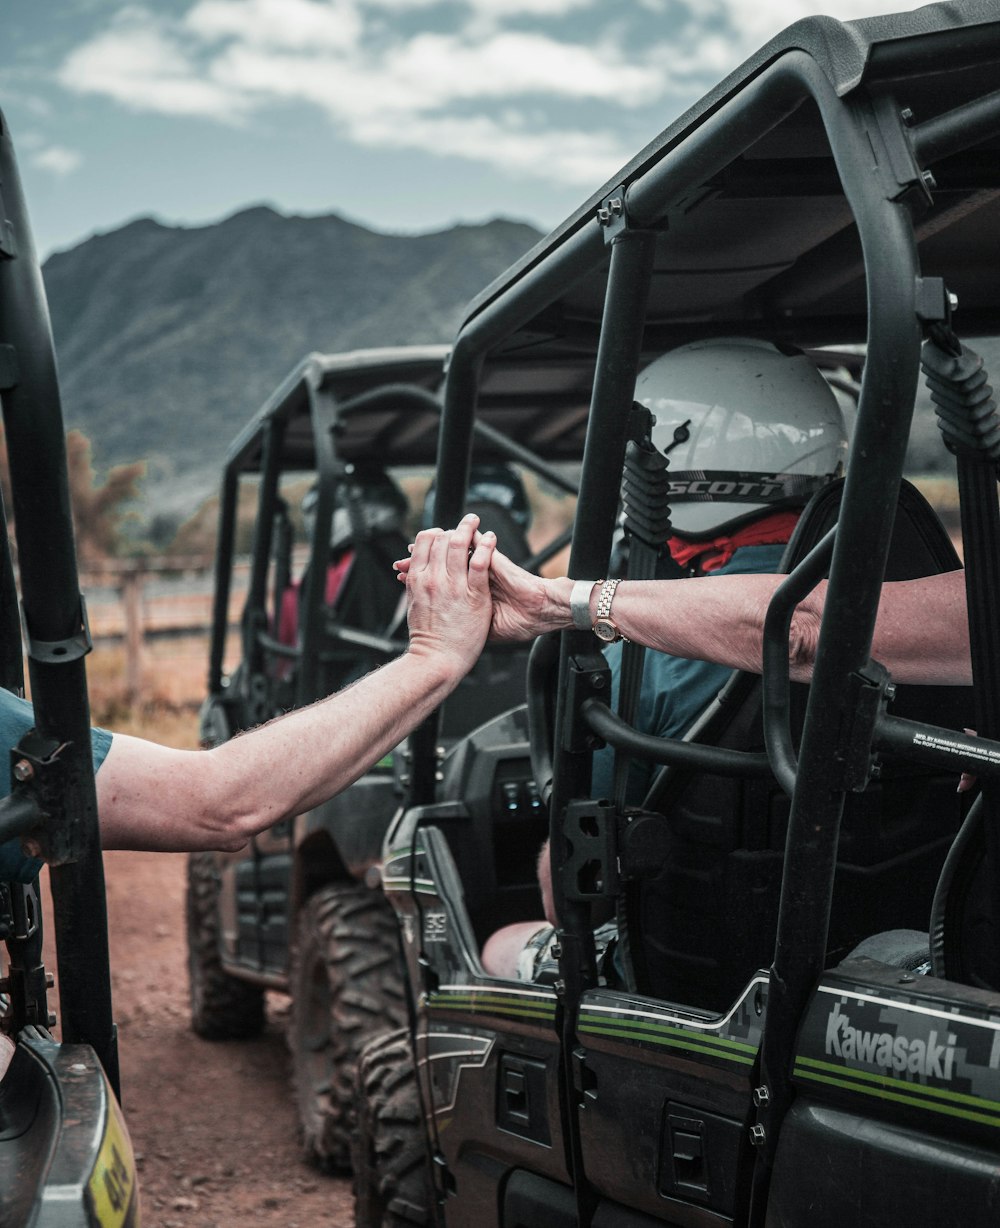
[94,516,496,853]
[397,544,970,688]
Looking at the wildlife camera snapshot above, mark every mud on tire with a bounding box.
[353,1027,433,1228]
[288,881,407,1171]
[186,851,266,1039]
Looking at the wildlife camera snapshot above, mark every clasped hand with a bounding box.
[395,514,497,675]
[395,520,548,646]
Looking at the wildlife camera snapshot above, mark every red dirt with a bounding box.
[44,851,354,1228]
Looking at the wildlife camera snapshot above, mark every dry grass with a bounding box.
[86,642,203,749]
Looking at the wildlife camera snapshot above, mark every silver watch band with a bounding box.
[595,577,622,621]
[570,579,599,631]
[594,577,629,643]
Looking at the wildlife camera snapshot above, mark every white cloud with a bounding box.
[185,0,362,51]
[623,1,916,97]
[58,8,250,121]
[461,0,596,12]
[209,34,656,127]
[362,0,597,13]
[56,0,666,183]
[352,108,630,185]
[375,31,662,107]
[52,0,919,194]
[31,145,83,175]
[699,0,922,47]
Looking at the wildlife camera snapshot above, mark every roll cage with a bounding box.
[205,345,591,728]
[0,103,142,1228]
[417,0,1000,1214]
[0,109,118,1086]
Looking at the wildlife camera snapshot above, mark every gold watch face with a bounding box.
[594,618,619,643]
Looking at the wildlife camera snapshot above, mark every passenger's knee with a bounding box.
[482,921,549,980]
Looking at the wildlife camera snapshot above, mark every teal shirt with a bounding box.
[0,689,113,883]
[592,544,786,806]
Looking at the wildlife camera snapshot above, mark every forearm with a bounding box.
[211,649,457,826]
[98,649,459,853]
[535,574,785,672]
[529,568,971,686]
[869,569,970,685]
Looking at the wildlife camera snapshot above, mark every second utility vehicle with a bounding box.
[188,345,588,1167]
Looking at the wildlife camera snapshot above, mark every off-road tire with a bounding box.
[353,1028,433,1228]
[288,881,407,1171]
[186,851,266,1039]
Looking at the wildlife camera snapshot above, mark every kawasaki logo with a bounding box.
[825,1002,957,1079]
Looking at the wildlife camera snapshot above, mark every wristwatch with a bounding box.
[570,579,599,631]
[593,577,628,644]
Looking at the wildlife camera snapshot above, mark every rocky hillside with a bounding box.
[40,204,996,528]
[41,206,542,517]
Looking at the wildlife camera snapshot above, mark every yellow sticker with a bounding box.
[86,1089,140,1228]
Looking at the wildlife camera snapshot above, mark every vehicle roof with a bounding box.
[460,1,1000,375]
[225,343,592,473]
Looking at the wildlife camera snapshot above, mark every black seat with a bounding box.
[465,499,531,566]
[316,530,410,693]
[326,531,409,635]
[622,478,974,1011]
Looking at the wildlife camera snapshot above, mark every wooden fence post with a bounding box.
[121,564,144,707]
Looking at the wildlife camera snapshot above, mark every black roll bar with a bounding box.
[911,88,1000,166]
[582,700,772,777]
[748,59,923,1198]
[207,465,240,695]
[337,382,581,498]
[875,716,1000,777]
[243,417,285,678]
[296,384,343,708]
[0,112,119,1091]
[522,525,573,574]
[761,528,837,798]
[257,624,403,663]
[0,490,23,695]
[552,223,659,1227]
[405,204,604,808]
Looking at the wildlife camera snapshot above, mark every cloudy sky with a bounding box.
[4,0,917,257]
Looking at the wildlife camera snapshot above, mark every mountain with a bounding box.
[40,204,994,528]
[41,206,543,518]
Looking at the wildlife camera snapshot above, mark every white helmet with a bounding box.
[636,338,849,538]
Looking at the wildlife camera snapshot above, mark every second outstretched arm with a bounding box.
[455,547,972,688]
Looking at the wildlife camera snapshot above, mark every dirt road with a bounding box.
[55,850,355,1228]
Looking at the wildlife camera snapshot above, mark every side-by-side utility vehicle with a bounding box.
[352,4,1000,1226]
